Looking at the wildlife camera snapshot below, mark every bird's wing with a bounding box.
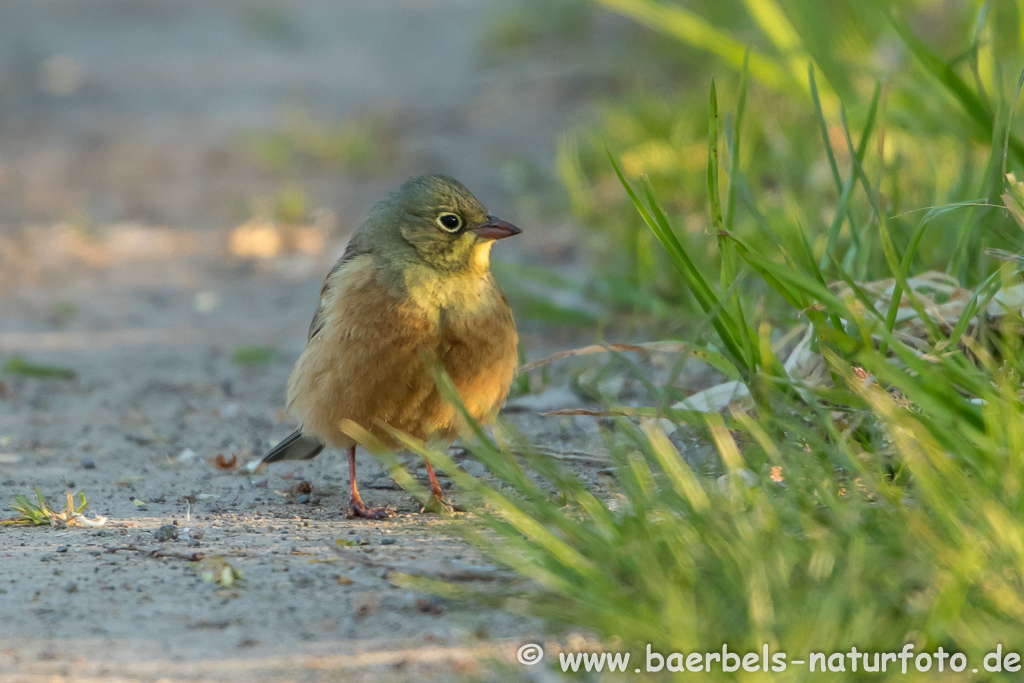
[260,430,324,464]
[308,243,371,341]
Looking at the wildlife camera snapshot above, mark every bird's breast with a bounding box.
[287,256,516,448]
[402,262,497,321]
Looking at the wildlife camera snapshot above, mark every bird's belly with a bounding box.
[286,290,516,449]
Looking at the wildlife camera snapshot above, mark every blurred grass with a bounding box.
[353,1,1024,678]
[2,356,75,380]
[240,108,396,175]
[231,346,278,366]
[513,0,1024,335]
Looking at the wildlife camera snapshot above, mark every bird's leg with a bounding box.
[346,445,390,519]
[424,461,445,501]
[422,461,462,513]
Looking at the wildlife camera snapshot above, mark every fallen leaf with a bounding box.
[215,453,237,469]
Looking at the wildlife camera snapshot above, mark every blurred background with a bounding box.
[2,0,1020,347]
[0,0,603,350]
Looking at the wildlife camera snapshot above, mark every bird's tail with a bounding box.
[261,430,324,464]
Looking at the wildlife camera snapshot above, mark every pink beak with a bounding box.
[471,215,522,240]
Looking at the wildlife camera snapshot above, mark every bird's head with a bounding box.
[370,174,520,273]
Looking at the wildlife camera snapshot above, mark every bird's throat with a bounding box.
[403,246,498,320]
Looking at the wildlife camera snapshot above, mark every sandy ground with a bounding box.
[0,253,608,683]
[0,2,628,681]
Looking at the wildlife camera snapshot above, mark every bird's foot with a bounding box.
[346,498,392,520]
[421,493,464,514]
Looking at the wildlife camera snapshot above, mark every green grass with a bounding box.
[349,1,1024,679]
[538,0,1024,334]
[2,489,88,526]
[231,346,279,366]
[2,356,75,380]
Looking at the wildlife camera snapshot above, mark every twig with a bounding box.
[104,544,202,561]
[152,549,204,561]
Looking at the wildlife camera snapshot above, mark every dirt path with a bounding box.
[0,2,618,680]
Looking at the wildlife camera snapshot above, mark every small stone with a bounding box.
[415,597,444,615]
[380,538,396,546]
[291,573,315,588]
[152,525,179,542]
[81,459,96,470]
[56,546,68,553]
[65,582,78,593]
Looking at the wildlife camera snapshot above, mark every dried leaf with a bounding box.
[214,453,237,470]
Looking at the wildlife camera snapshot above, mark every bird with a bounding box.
[259,175,521,518]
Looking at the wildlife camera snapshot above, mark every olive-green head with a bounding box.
[367,174,520,272]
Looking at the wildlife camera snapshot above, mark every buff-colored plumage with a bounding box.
[261,175,520,517]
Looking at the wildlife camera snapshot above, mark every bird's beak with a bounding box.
[471,215,522,240]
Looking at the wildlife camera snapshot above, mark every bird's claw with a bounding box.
[346,499,392,520]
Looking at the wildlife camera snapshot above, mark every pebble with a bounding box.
[56,546,68,553]
[291,573,315,589]
[381,538,396,546]
[81,459,96,470]
[152,525,179,542]
[65,581,78,593]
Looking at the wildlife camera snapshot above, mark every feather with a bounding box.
[260,430,324,464]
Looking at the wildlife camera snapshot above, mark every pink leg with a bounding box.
[424,461,445,500]
[346,445,390,519]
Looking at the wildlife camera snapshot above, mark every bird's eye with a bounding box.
[437,213,462,232]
